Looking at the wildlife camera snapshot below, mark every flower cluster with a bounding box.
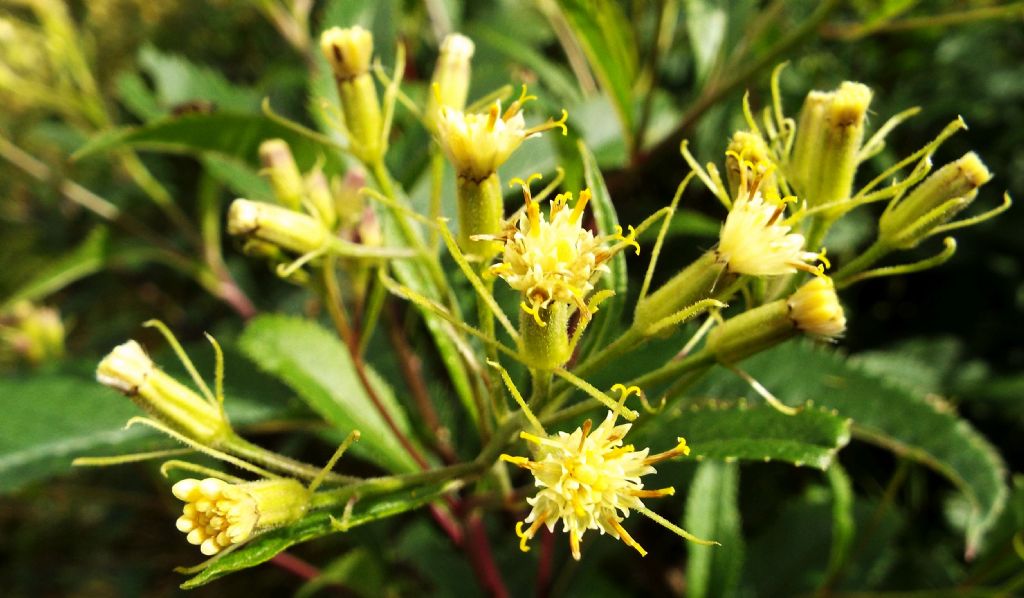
[502,410,691,560]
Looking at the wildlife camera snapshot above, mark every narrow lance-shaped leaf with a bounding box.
[238,315,421,473]
[651,402,851,470]
[578,140,628,358]
[685,460,744,598]
[555,0,638,146]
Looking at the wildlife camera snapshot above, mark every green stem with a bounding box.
[833,238,891,284]
[222,434,357,484]
[478,275,504,424]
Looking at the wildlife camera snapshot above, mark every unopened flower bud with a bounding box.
[789,83,873,209]
[425,33,475,130]
[305,170,338,229]
[172,477,309,555]
[879,152,992,249]
[817,82,872,210]
[357,206,382,248]
[707,276,845,363]
[320,27,383,164]
[789,91,833,196]
[0,301,64,366]
[259,139,304,211]
[726,131,778,201]
[633,251,735,336]
[334,168,366,228]
[227,199,329,256]
[96,341,229,444]
[520,302,571,370]
[787,276,846,340]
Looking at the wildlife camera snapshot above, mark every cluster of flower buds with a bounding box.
[0,301,64,367]
[226,139,385,285]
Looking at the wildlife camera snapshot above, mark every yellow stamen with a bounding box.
[516,517,546,552]
[630,487,676,498]
[500,454,534,469]
[503,84,537,121]
[570,188,592,222]
[569,530,582,561]
[521,300,546,327]
[486,102,499,131]
[525,109,569,137]
[610,518,647,557]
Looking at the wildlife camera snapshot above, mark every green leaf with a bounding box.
[824,462,855,583]
[470,24,583,105]
[685,460,744,598]
[555,0,638,146]
[295,548,385,598]
[201,154,274,202]
[238,315,420,473]
[666,403,850,469]
[684,0,728,83]
[578,140,627,357]
[2,227,164,309]
[693,340,1009,554]
[0,364,283,493]
[71,112,340,172]
[182,481,452,588]
[136,44,262,113]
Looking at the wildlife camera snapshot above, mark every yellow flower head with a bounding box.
[788,276,846,340]
[502,410,689,560]
[492,179,637,322]
[435,86,567,181]
[320,26,374,80]
[172,477,308,556]
[717,181,821,277]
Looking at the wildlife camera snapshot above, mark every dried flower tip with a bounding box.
[227,199,329,256]
[788,276,846,340]
[717,192,820,276]
[503,412,684,560]
[96,339,152,395]
[436,85,567,181]
[172,477,309,555]
[96,341,228,443]
[320,26,374,80]
[829,82,873,129]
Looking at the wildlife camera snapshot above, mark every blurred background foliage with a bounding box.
[0,0,1022,595]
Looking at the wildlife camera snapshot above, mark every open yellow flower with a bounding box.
[717,190,821,277]
[436,86,567,182]
[492,180,638,325]
[502,404,700,560]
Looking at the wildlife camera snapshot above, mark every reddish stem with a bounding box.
[271,552,321,580]
[536,527,554,598]
[463,512,510,598]
[386,303,459,464]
